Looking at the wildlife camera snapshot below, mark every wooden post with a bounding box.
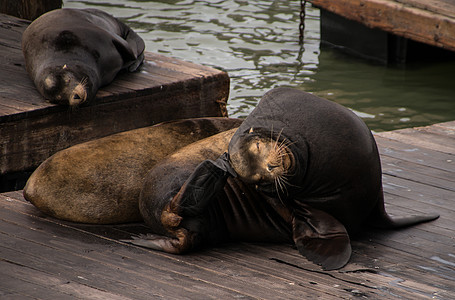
[0,0,62,20]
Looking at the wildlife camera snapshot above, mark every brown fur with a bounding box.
[229,129,295,194]
[23,118,241,224]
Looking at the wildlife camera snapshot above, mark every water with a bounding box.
[64,0,455,132]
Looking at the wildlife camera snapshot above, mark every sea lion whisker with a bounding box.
[270,125,275,145]
[278,138,295,150]
[277,173,298,190]
[276,175,289,196]
[273,128,284,150]
[274,177,287,205]
[79,76,88,87]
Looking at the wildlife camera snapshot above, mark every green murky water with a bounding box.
[64,0,455,132]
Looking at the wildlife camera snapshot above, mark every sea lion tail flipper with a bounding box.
[170,157,231,217]
[292,205,351,271]
[369,192,440,229]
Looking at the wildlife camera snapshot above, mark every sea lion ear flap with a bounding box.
[292,205,351,270]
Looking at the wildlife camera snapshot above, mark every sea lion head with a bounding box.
[228,127,295,194]
[38,64,95,106]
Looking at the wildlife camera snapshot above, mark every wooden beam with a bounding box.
[310,0,455,52]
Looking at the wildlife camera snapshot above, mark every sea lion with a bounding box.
[22,8,145,106]
[227,87,439,269]
[23,117,242,224]
[129,129,292,254]
[128,87,439,270]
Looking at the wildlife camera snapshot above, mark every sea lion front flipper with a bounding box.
[170,154,233,217]
[292,205,351,270]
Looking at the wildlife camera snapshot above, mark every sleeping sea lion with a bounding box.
[23,117,242,224]
[129,129,292,254]
[129,87,439,270]
[21,8,145,106]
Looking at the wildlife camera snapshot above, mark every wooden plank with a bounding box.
[376,137,455,173]
[395,0,455,18]
[0,259,129,300]
[377,122,455,154]
[248,242,450,299]
[310,0,455,51]
[0,195,330,299]
[6,189,449,299]
[0,207,259,298]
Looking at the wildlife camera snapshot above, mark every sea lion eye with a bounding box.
[267,164,277,172]
[256,142,260,150]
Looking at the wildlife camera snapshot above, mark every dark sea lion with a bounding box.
[130,129,292,254]
[23,117,242,224]
[227,87,439,269]
[22,8,145,106]
[129,87,438,271]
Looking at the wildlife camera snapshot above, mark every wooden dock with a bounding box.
[1,120,454,299]
[0,12,229,191]
[310,0,455,63]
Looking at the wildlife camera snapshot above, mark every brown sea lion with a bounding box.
[23,117,242,224]
[129,87,439,270]
[22,8,145,106]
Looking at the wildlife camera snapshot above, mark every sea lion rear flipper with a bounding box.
[112,36,144,71]
[122,28,145,72]
[369,191,439,229]
[292,205,351,270]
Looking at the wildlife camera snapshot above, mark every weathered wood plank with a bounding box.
[382,155,454,187]
[377,131,455,154]
[0,209,259,298]
[0,195,330,299]
[248,242,450,299]
[310,0,455,52]
[376,136,455,173]
[395,0,455,18]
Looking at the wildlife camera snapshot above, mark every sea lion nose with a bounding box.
[69,84,88,106]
